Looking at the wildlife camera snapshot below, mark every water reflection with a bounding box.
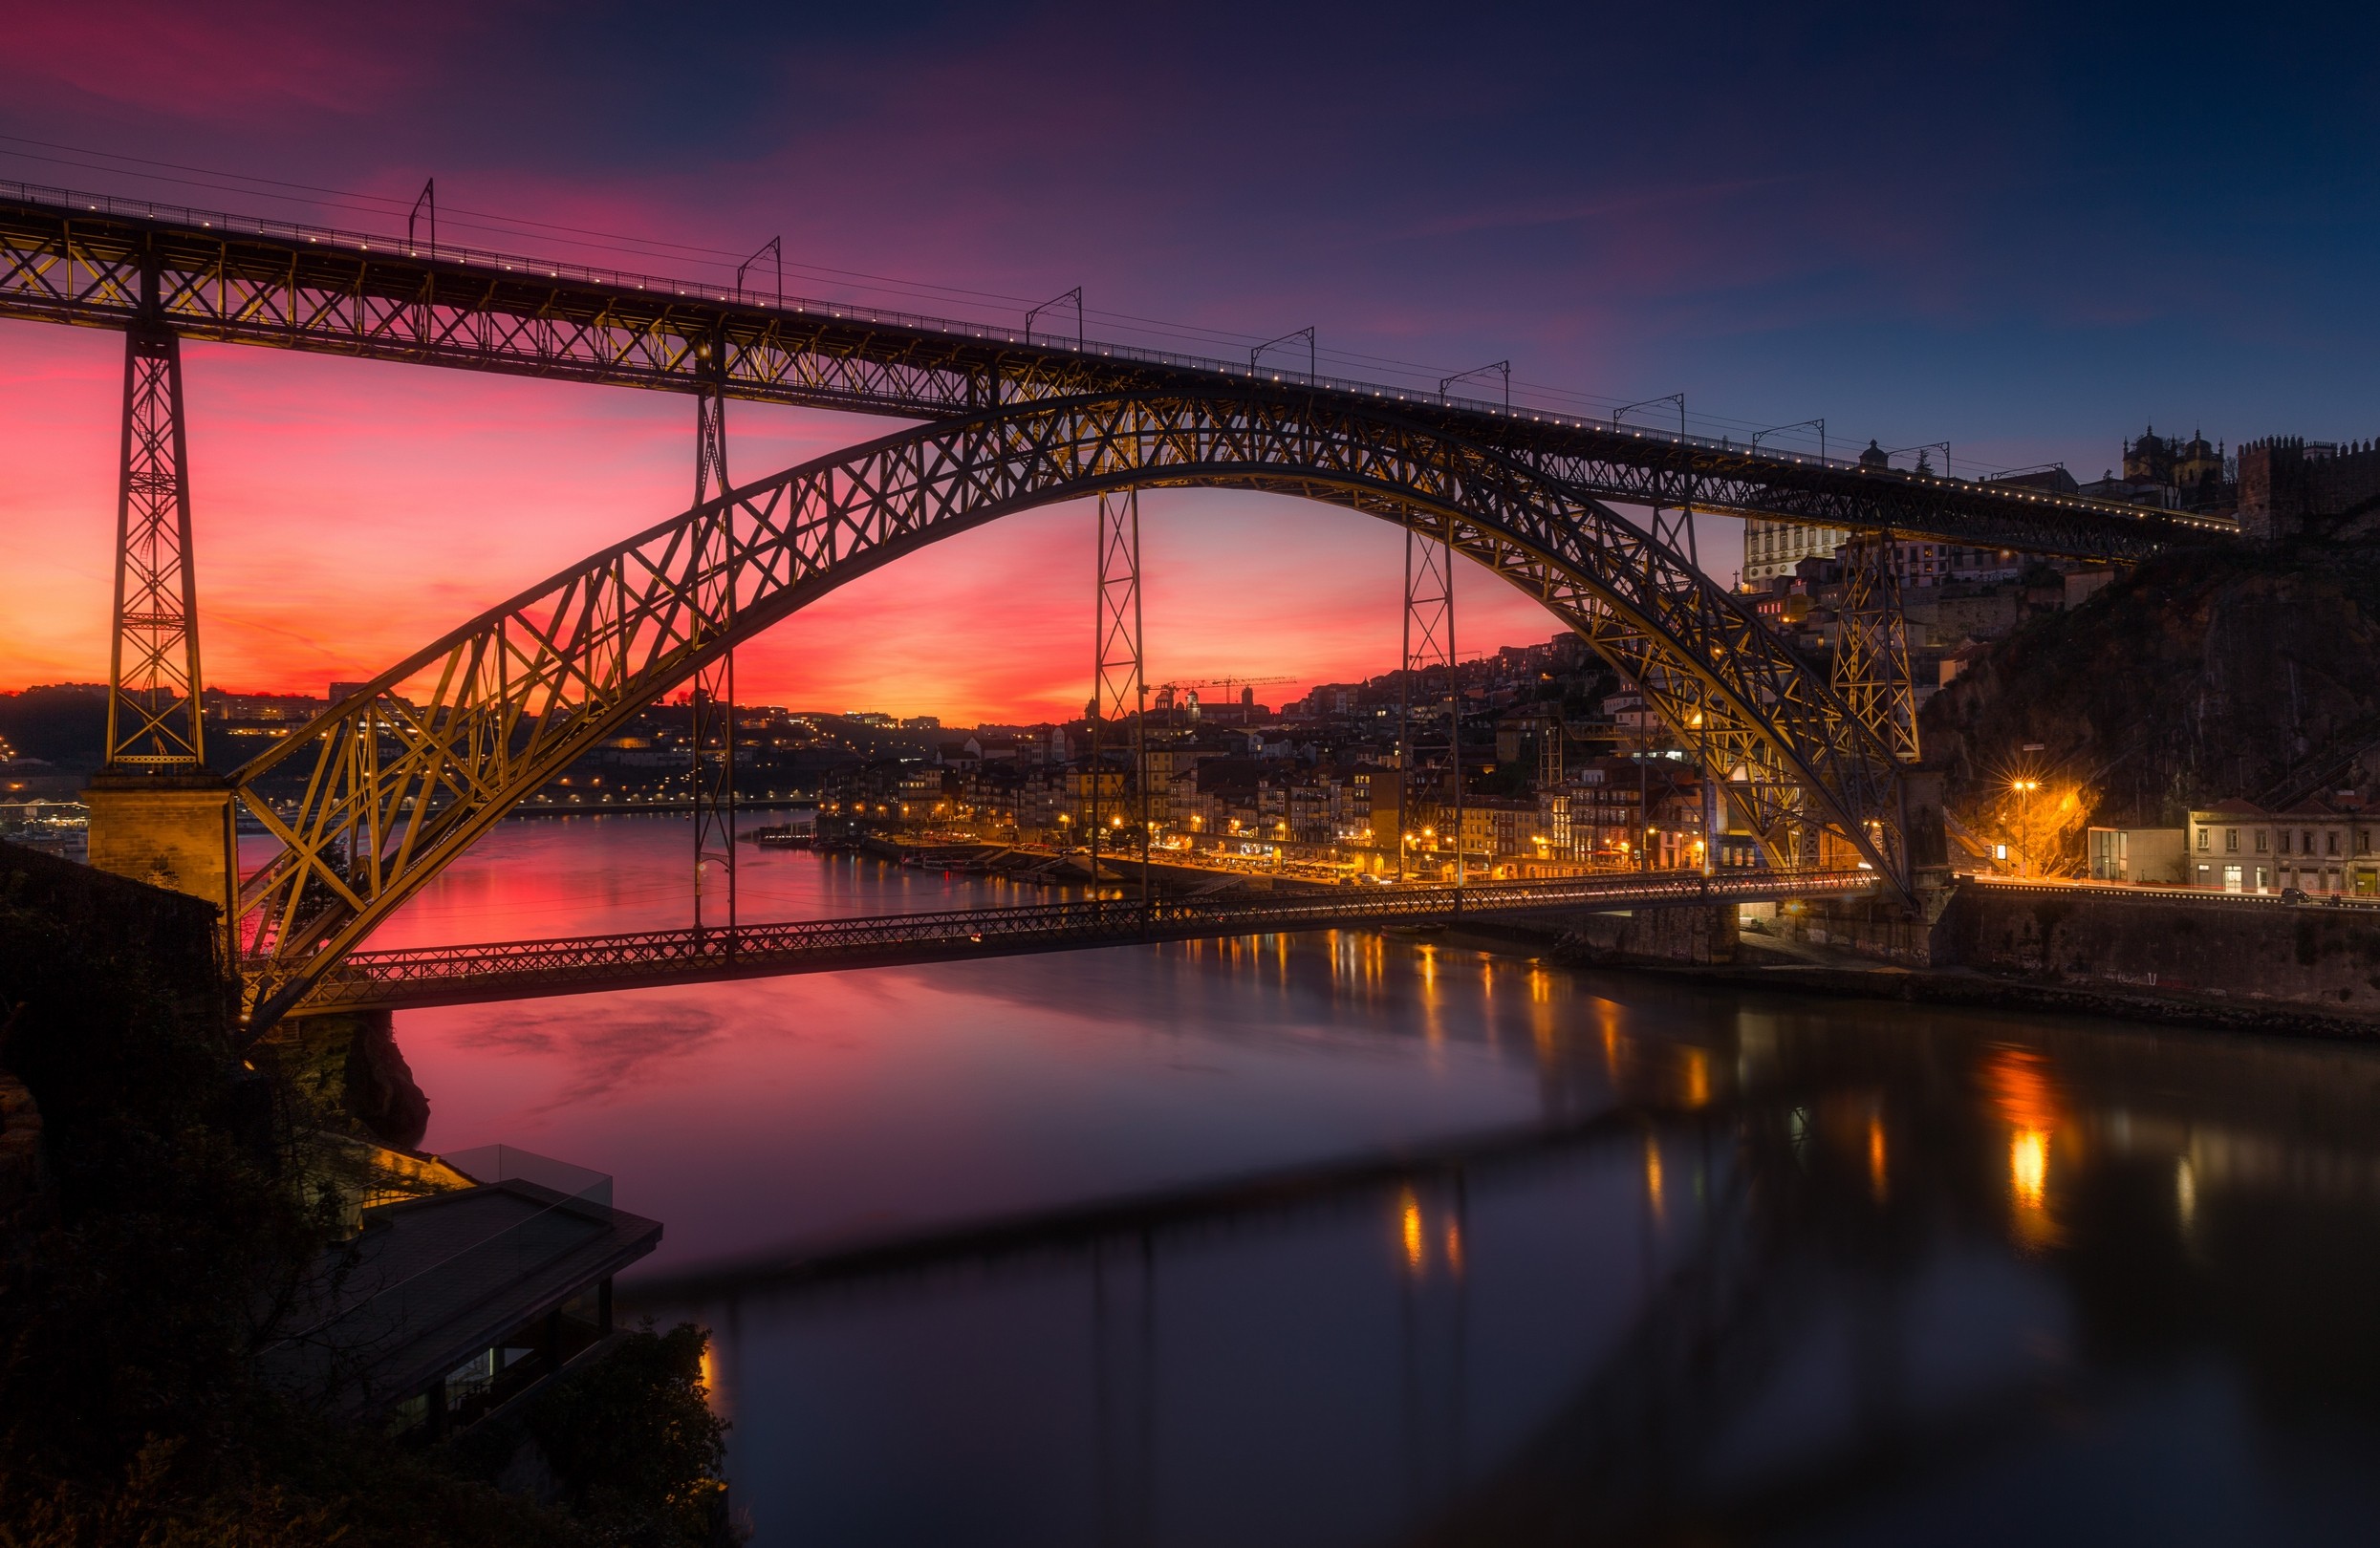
[379,819,2380,1543]
[621,999,2380,1546]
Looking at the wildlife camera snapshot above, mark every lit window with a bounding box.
[2196,828,2209,851]
[2226,828,2239,852]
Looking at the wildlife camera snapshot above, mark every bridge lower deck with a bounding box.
[291,869,1874,1014]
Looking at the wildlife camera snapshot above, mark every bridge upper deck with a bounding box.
[1,182,2228,562]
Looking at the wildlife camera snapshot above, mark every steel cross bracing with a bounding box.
[1830,535,1921,764]
[105,316,205,765]
[294,869,1877,1014]
[1087,486,1147,888]
[1647,464,1698,572]
[0,189,2230,560]
[689,375,735,935]
[221,389,1919,1034]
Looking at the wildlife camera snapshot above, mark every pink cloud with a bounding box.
[0,4,458,122]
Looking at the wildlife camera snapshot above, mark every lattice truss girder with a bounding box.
[227,391,1913,1029]
[0,203,2208,561]
[0,209,1143,419]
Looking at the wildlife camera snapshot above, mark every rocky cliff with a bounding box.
[1919,545,2380,830]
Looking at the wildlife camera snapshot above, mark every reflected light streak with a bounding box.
[1644,1136,1665,1218]
[2176,1156,2197,1228]
[1986,1045,2061,1249]
[1400,1190,1425,1272]
[1982,1044,2060,1131]
[2010,1129,2048,1207]
[1683,1047,1709,1108]
[1443,1220,1463,1277]
[2008,1127,2059,1250]
[1868,1113,1889,1202]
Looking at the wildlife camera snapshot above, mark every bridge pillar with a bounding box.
[83,770,235,917]
[86,275,234,953]
[690,369,735,935]
[101,304,207,771]
[1831,533,1920,763]
[1900,766,1954,915]
[1088,486,1148,893]
[1399,526,1460,884]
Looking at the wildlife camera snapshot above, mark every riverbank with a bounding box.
[1440,902,2380,1043]
[852,833,1343,894]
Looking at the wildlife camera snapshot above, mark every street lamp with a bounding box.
[2011,779,2040,876]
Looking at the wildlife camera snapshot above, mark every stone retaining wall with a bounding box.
[1774,882,2380,1014]
[1549,903,1741,966]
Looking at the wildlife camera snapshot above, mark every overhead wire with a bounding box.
[0,137,1971,471]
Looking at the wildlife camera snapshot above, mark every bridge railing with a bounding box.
[0,181,2231,533]
[292,869,1875,1007]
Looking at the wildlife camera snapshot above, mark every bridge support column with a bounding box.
[1900,766,1954,914]
[1088,487,1147,895]
[1831,533,1919,763]
[85,286,235,953]
[1398,527,1460,886]
[83,772,234,917]
[690,374,735,935]
[101,310,206,770]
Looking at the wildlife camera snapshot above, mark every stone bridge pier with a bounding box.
[82,771,236,955]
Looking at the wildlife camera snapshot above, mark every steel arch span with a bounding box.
[227,390,1912,1029]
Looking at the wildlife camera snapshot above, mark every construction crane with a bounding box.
[1151,676,1293,723]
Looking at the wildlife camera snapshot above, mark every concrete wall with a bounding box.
[1551,902,1740,966]
[1763,893,1940,966]
[1931,886,2380,1009]
[1776,882,2380,1011]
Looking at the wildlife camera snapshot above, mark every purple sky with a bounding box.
[4,1,2374,717]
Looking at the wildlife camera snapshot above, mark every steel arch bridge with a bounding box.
[227,388,1915,1029]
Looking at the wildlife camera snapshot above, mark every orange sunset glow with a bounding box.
[0,324,1566,720]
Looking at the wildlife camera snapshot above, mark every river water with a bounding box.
[376,815,2380,1545]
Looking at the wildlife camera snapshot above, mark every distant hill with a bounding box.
[1920,544,2380,829]
[0,685,108,772]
